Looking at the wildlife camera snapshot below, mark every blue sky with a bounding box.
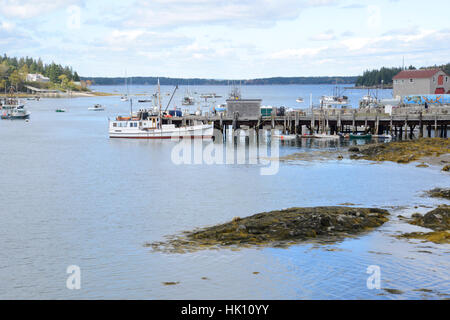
[0,0,449,78]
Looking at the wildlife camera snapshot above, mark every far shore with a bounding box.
[0,91,116,98]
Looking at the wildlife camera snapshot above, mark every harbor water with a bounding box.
[0,85,448,299]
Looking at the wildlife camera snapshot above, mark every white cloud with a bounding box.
[123,0,338,29]
[0,0,83,19]
[309,30,336,41]
[269,46,327,59]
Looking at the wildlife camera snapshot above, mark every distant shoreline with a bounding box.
[82,76,358,86]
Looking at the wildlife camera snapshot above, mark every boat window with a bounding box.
[113,123,117,127]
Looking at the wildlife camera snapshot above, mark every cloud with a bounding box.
[309,30,336,41]
[123,0,338,29]
[269,46,328,59]
[0,0,84,19]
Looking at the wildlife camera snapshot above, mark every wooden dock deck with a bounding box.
[166,110,450,138]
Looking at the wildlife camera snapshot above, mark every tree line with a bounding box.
[0,54,83,92]
[81,76,358,86]
[355,63,450,87]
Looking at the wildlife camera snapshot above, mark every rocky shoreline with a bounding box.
[146,206,390,253]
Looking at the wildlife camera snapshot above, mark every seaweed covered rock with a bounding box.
[146,207,390,252]
[427,188,450,200]
[351,138,449,163]
[409,205,450,231]
[400,205,450,244]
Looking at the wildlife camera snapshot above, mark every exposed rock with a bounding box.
[145,207,390,253]
[399,231,449,244]
[416,163,429,168]
[409,205,450,231]
[443,165,450,172]
[427,188,450,200]
[399,205,450,244]
[351,138,449,164]
[348,147,360,152]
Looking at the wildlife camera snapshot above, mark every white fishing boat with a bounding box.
[1,87,31,120]
[109,80,213,139]
[320,95,348,107]
[320,82,349,107]
[88,104,105,111]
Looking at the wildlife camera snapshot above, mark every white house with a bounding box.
[26,73,50,83]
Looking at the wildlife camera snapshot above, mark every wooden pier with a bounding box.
[166,110,450,139]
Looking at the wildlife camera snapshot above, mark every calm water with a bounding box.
[0,85,449,300]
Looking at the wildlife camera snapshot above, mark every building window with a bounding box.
[409,78,414,83]
[446,77,448,82]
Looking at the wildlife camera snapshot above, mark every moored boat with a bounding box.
[109,80,213,139]
[349,133,372,139]
[88,104,105,111]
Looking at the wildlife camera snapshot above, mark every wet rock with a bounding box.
[409,205,450,231]
[348,147,360,153]
[399,231,449,244]
[443,165,450,172]
[351,138,449,163]
[147,207,390,253]
[383,288,404,295]
[416,163,429,168]
[399,205,450,244]
[427,188,450,200]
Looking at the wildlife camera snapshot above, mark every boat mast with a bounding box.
[158,78,162,129]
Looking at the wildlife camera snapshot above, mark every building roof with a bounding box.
[393,69,443,80]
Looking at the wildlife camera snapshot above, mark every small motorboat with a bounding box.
[88,104,105,111]
[313,134,341,139]
[296,97,304,103]
[349,133,372,139]
[55,108,66,112]
[372,134,392,140]
[273,134,297,141]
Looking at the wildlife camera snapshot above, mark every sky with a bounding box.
[0,0,449,78]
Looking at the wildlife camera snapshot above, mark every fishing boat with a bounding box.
[182,95,195,106]
[88,104,105,111]
[55,108,67,112]
[1,87,31,120]
[320,82,349,108]
[109,80,213,139]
